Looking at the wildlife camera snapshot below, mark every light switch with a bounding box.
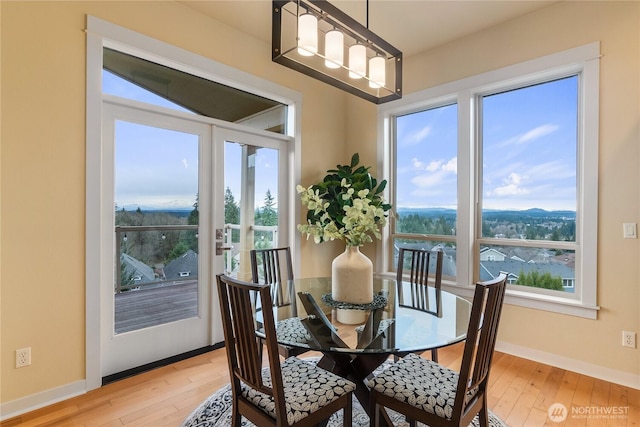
[623,223,637,239]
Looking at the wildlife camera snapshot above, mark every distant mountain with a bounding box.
[397,207,575,218]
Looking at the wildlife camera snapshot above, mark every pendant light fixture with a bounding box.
[348,43,366,79]
[368,55,385,88]
[272,0,402,104]
[297,12,318,56]
[324,28,343,68]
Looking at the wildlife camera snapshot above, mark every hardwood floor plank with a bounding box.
[2,346,638,427]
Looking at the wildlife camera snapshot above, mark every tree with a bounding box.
[224,187,240,242]
[254,189,277,246]
[185,194,199,251]
[258,189,277,226]
[516,270,563,291]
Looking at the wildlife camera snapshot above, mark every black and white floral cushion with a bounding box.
[366,353,478,420]
[275,317,312,345]
[241,356,356,425]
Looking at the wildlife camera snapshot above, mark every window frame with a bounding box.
[378,42,600,319]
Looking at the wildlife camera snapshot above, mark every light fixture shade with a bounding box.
[324,29,343,69]
[349,44,366,79]
[273,0,402,104]
[369,56,385,88]
[297,13,317,56]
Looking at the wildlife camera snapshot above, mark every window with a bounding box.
[382,43,599,318]
[393,103,458,281]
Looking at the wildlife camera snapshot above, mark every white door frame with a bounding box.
[101,102,215,377]
[86,16,301,390]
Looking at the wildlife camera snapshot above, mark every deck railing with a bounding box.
[115,223,278,293]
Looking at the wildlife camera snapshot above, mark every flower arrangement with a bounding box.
[297,153,392,247]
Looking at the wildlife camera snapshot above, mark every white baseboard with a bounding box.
[0,380,86,421]
[2,343,638,420]
[496,341,640,390]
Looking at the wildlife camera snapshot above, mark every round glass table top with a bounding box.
[265,277,472,355]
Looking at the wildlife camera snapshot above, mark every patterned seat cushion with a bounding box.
[366,353,478,420]
[275,317,312,345]
[241,357,356,426]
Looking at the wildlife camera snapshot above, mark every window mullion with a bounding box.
[457,90,474,287]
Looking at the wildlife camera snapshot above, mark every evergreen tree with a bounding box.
[185,194,199,252]
[260,189,277,226]
[224,187,240,242]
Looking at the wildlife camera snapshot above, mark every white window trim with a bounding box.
[377,42,600,319]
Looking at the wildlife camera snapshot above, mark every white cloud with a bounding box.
[488,172,529,196]
[182,158,189,169]
[404,126,432,145]
[410,156,457,188]
[517,124,559,144]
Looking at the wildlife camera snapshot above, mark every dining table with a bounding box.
[256,276,473,425]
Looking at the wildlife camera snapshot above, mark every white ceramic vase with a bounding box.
[331,245,374,305]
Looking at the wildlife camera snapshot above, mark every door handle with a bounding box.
[216,242,233,256]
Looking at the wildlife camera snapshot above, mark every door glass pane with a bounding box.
[114,121,199,334]
[223,141,279,279]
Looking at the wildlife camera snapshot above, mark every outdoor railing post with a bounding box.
[115,227,122,294]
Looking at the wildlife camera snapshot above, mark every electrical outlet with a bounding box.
[16,347,31,368]
[622,331,636,348]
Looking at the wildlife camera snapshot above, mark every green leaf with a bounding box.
[350,153,359,168]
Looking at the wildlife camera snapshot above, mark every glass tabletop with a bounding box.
[263,277,472,355]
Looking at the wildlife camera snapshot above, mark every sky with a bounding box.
[396,75,578,211]
[106,70,578,213]
[105,71,279,211]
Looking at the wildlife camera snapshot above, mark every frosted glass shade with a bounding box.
[348,44,366,79]
[369,56,386,88]
[324,29,343,69]
[297,13,318,56]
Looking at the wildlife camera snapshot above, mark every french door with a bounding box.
[101,101,290,377]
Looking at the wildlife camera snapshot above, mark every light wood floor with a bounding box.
[3,343,639,426]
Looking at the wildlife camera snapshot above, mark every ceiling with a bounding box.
[181,0,557,57]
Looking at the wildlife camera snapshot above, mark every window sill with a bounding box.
[442,282,599,319]
[377,272,599,319]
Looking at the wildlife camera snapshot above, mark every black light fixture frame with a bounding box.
[272,0,402,104]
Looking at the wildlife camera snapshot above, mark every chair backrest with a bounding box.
[216,274,288,415]
[250,247,295,308]
[396,248,443,313]
[455,272,508,415]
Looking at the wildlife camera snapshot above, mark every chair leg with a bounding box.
[431,348,438,362]
[343,396,352,426]
[372,403,380,427]
[231,408,241,427]
[478,397,490,427]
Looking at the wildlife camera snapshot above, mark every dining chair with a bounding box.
[216,274,355,427]
[367,272,508,427]
[396,247,444,361]
[250,247,295,309]
[250,247,309,358]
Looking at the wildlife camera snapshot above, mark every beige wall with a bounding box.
[0,0,348,404]
[1,0,638,410]
[346,0,640,379]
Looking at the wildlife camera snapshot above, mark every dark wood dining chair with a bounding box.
[396,247,444,361]
[250,247,295,309]
[216,274,355,427]
[367,273,508,427]
[250,247,309,358]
